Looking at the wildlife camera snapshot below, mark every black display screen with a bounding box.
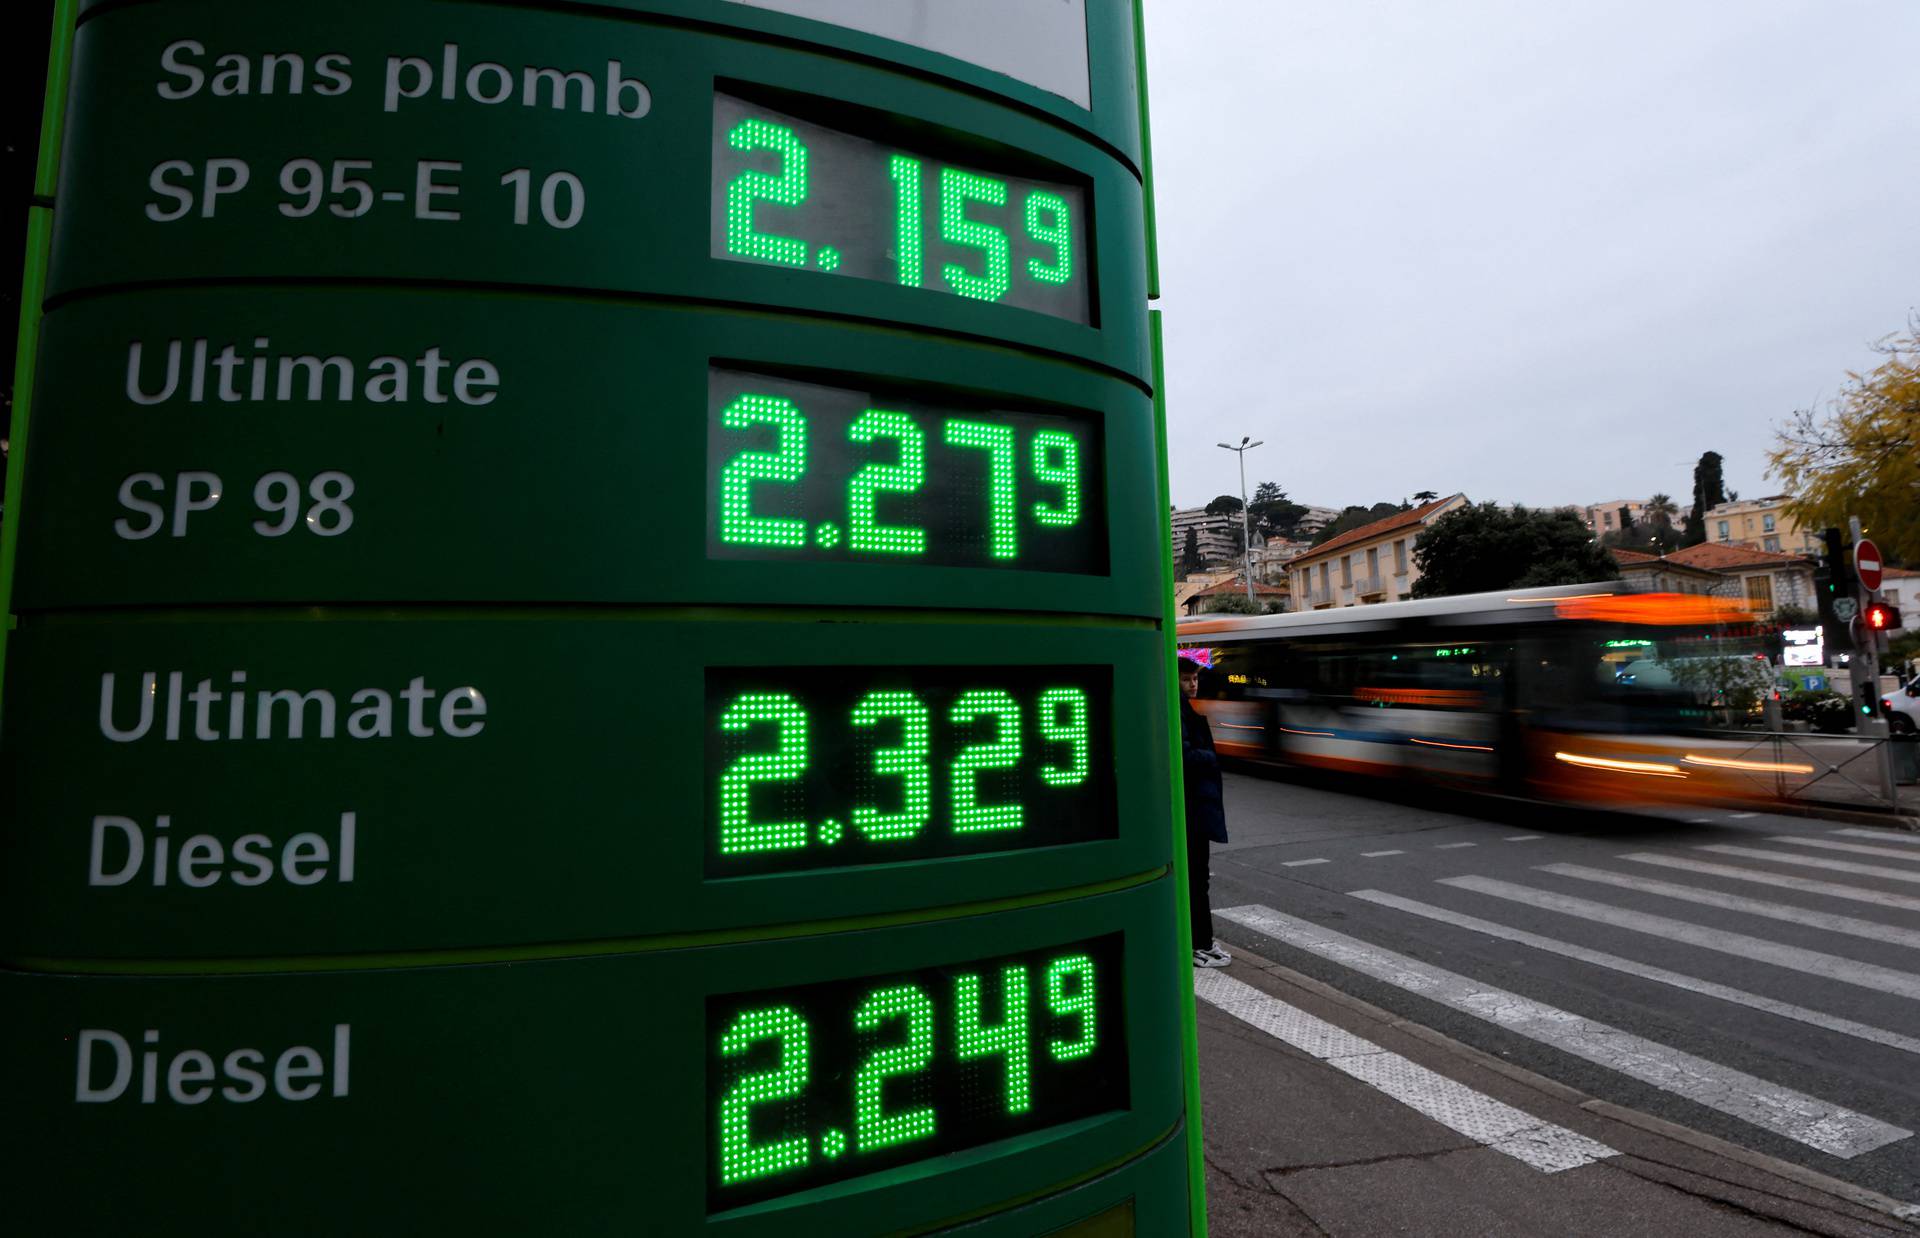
[707,934,1127,1209]
[711,92,1093,324]
[707,368,1108,574]
[705,664,1116,876]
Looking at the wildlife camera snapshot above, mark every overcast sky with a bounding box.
[1145,0,1920,514]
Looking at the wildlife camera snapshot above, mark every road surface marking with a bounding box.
[1506,835,1543,841]
[1362,850,1406,857]
[1622,853,1920,914]
[1539,864,1920,951]
[1773,836,1920,863]
[1215,902,1911,1158]
[1349,889,1920,1057]
[1689,818,1714,824]
[1436,842,1477,849]
[1698,845,1920,886]
[1442,876,1920,1001]
[1730,812,1759,819]
[1282,858,1330,867]
[1837,829,1920,846]
[1192,968,1616,1173]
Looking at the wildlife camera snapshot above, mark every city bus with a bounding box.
[1175,582,1802,808]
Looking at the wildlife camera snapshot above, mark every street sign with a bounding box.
[0,1,1195,1232]
[1856,537,1884,592]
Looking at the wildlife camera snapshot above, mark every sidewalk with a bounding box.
[1196,945,1920,1237]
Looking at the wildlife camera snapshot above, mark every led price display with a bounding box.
[707,934,1125,1208]
[708,369,1107,573]
[706,666,1115,875]
[711,93,1093,324]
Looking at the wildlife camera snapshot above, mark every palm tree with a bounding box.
[1644,493,1678,527]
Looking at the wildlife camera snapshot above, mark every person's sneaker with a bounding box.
[1193,942,1231,968]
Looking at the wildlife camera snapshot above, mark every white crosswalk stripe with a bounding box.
[1619,852,1920,914]
[1536,863,1920,951]
[1773,836,1920,862]
[1192,969,1617,1173]
[1440,875,1920,1000]
[1697,844,1920,885]
[1836,829,1920,846]
[1347,888,1920,1057]
[1214,903,1911,1158]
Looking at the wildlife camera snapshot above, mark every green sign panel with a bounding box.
[3,0,1195,1232]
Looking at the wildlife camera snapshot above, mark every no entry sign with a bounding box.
[1856,538,1884,591]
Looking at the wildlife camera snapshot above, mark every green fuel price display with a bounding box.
[709,370,1106,573]
[708,934,1126,1209]
[707,666,1115,874]
[712,93,1092,324]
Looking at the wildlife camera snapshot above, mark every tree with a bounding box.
[1769,319,1920,561]
[1644,492,1679,532]
[1409,503,1621,598]
[1247,480,1307,540]
[1683,451,1727,546]
[1412,490,1439,504]
[1178,526,1200,579]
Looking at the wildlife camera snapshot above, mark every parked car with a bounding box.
[1887,677,1920,735]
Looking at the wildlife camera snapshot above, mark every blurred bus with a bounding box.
[1175,582,1806,808]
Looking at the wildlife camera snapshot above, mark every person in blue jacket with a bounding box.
[1179,657,1231,967]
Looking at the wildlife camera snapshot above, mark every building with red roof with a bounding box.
[1285,494,1469,609]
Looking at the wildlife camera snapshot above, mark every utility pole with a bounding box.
[1217,437,1263,604]
[1849,517,1899,807]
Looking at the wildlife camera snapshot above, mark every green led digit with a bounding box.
[889,154,923,287]
[944,420,1017,559]
[949,688,1023,833]
[939,167,1011,302]
[852,985,937,1153]
[1045,955,1098,1062]
[848,410,927,555]
[1023,190,1073,285]
[955,966,1032,1113]
[1029,430,1081,528]
[1036,687,1090,786]
[850,691,931,842]
[719,394,808,548]
[717,1005,812,1185]
[717,692,810,854]
[725,118,810,266]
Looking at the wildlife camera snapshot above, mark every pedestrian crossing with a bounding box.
[1212,826,1920,1172]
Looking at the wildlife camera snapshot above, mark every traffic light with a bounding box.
[1860,682,1880,717]
[1815,527,1856,653]
[1865,600,1902,632]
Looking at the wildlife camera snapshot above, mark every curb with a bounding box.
[1768,801,1920,832]
[1216,941,1920,1228]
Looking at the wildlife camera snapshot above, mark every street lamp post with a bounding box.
[1216,437,1263,604]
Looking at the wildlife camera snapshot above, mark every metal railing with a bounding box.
[1700,730,1916,814]
[1354,573,1386,598]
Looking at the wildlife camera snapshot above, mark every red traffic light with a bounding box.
[1865,601,1901,631]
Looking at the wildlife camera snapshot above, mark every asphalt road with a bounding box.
[1201,767,1920,1211]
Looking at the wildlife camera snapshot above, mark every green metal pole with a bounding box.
[0,0,77,724]
[1153,309,1207,1234]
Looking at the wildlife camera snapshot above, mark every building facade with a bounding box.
[1584,498,1650,535]
[1170,505,1240,568]
[1287,494,1468,609]
[1701,496,1817,556]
